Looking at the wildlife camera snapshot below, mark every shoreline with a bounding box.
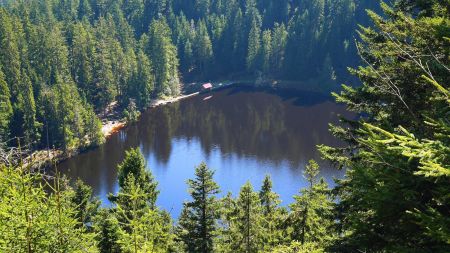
[99,80,239,138]
[100,91,201,138]
[27,80,314,168]
[26,90,205,168]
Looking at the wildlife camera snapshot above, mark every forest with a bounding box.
[0,0,449,252]
[0,0,378,152]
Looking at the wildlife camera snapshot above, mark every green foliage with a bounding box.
[229,182,264,253]
[289,160,335,247]
[0,0,375,151]
[114,175,172,253]
[147,19,180,97]
[3,1,448,252]
[320,1,450,252]
[258,175,286,251]
[123,100,141,123]
[128,50,154,109]
[271,241,324,253]
[94,209,122,253]
[176,162,220,253]
[113,147,159,209]
[0,69,12,140]
[0,166,98,252]
[72,179,100,230]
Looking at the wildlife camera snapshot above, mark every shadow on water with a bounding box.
[224,85,332,107]
[58,86,353,217]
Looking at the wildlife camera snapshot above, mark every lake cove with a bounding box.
[59,86,352,217]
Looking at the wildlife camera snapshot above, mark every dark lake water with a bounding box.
[59,86,351,217]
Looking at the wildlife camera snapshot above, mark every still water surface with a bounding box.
[59,86,351,217]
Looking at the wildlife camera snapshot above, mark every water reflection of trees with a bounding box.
[59,88,351,198]
[135,88,348,169]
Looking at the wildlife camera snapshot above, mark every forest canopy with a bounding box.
[0,0,377,151]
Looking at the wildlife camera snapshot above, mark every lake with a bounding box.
[59,86,351,217]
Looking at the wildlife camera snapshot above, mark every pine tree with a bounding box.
[71,22,95,96]
[0,166,98,252]
[289,160,334,248]
[128,49,155,109]
[93,37,116,110]
[246,20,262,72]
[270,23,287,75]
[319,2,450,252]
[230,182,263,253]
[146,19,180,97]
[16,70,40,146]
[71,179,100,230]
[0,8,21,99]
[177,162,220,253]
[261,30,272,75]
[94,209,122,253]
[115,174,172,253]
[110,147,159,221]
[215,192,236,253]
[193,20,213,77]
[0,69,12,141]
[77,0,93,21]
[259,175,284,251]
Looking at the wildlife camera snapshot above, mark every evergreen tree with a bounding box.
[259,175,284,251]
[94,209,122,253]
[0,69,12,141]
[270,23,287,75]
[177,162,220,253]
[289,160,334,247]
[115,174,172,253]
[112,147,159,210]
[319,1,450,252]
[146,19,180,97]
[15,70,40,146]
[0,166,98,252]
[93,37,116,110]
[72,179,100,230]
[71,22,95,96]
[193,20,213,77]
[246,19,262,72]
[261,30,272,75]
[230,182,263,253]
[0,8,21,99]
[215,192,236,253]
[128,50,155,109]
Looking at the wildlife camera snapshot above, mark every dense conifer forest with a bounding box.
[0,0,449,252]
[0,0,378,151]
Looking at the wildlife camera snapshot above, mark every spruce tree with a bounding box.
[112,147,159,210]
[71,179,100,230]
[115,174,172,253]
[177,162,220,253]
[0,69,12,141]
[230,182,263,253]
[289,160,334,248]
[259,175,284,251]
[94,209,122,253]
[270,23,287,75]
[0,166,98,252]
[193,20,213,77]
[146,19,180,97]
[128,49,155,109]
[261,30,272,75]
[246,20,262,72]
[319,1,450,252]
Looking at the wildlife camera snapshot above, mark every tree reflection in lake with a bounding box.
[59,86,352,217]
